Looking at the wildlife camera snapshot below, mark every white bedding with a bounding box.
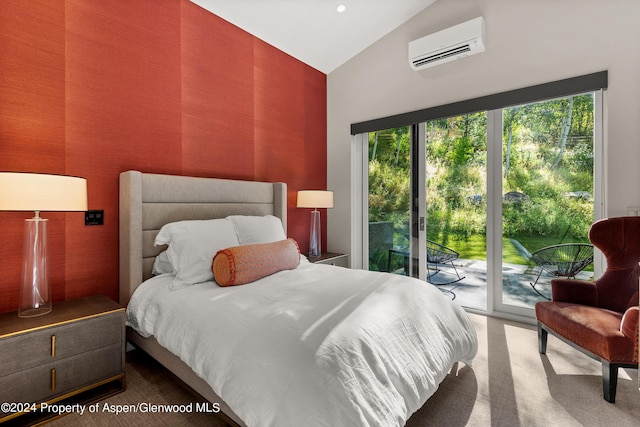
[127,261,478,427]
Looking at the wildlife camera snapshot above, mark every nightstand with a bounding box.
[0,295,126,425]
[308,252,349,267]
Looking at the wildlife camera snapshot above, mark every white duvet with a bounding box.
[127,261,477,427]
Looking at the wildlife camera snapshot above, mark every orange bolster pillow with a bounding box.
[213,238,300,286]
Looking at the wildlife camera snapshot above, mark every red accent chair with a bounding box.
[535,216,640,403]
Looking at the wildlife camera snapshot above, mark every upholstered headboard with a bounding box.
[119,170,287,306]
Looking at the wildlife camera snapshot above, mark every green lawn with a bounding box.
[372,231,593,273]
[442,234,591,267]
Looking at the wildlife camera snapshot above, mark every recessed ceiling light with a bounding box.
[337,4,346,13]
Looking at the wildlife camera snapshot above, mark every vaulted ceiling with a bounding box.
[190,0,438,73]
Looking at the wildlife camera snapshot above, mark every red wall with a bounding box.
[0,0,327,313]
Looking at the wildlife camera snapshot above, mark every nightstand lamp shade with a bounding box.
[0,173,88,318]
[297,190,334,257]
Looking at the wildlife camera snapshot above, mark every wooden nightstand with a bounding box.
[308,252,349,267]
[0,295,126,425]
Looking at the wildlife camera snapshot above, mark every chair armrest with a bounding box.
[551,278,597,305]
[620,306,639,342]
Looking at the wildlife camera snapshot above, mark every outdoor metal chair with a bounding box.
[426,239,465,287]
[529,243,594,299]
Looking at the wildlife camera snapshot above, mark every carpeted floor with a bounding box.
[406,314,639,427]
[49,313,640,426]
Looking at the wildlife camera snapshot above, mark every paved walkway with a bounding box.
[426,259,594,312]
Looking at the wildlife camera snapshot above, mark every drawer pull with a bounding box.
[51,369,56,391]
[51,335,56,358]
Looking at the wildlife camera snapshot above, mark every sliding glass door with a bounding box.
[367,126,413,275]
[498,93,596,311]
[362,89,603,319]
[424,113,487,309]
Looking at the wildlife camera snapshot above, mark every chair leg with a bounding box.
[450,261,465,282]
[530,267,551,300]
[426,264,440,281]
[602,361,618,403]
[537,323,547,354]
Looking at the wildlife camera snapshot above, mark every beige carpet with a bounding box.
[50,313,640,426]
[406,314,639,427]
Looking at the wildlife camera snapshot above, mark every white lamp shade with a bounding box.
[297,190,334,209]
[0,172,88,212]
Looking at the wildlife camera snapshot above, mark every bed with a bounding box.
[120,170,478,427]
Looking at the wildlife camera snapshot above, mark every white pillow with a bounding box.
[155,219,239,287]
[226,215,286,245]
[152,251,174,275]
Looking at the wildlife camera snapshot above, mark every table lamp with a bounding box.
[297,190,333,257]
[0,172,88,317]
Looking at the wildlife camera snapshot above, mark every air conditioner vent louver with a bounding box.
[412,44,471,67]
[409,17,485,70]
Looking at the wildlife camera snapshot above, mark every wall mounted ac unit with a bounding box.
[409,16,486,71]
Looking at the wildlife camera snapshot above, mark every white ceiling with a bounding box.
[190,0,438,73]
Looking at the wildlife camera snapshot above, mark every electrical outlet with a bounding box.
[85,210,104,225]
[626,208,640,216]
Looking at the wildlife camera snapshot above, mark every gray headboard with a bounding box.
[119,170,287,306]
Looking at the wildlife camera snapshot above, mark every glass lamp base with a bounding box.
[18,216,51,318]
[18,305,52,318]
[309,209,321,257]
